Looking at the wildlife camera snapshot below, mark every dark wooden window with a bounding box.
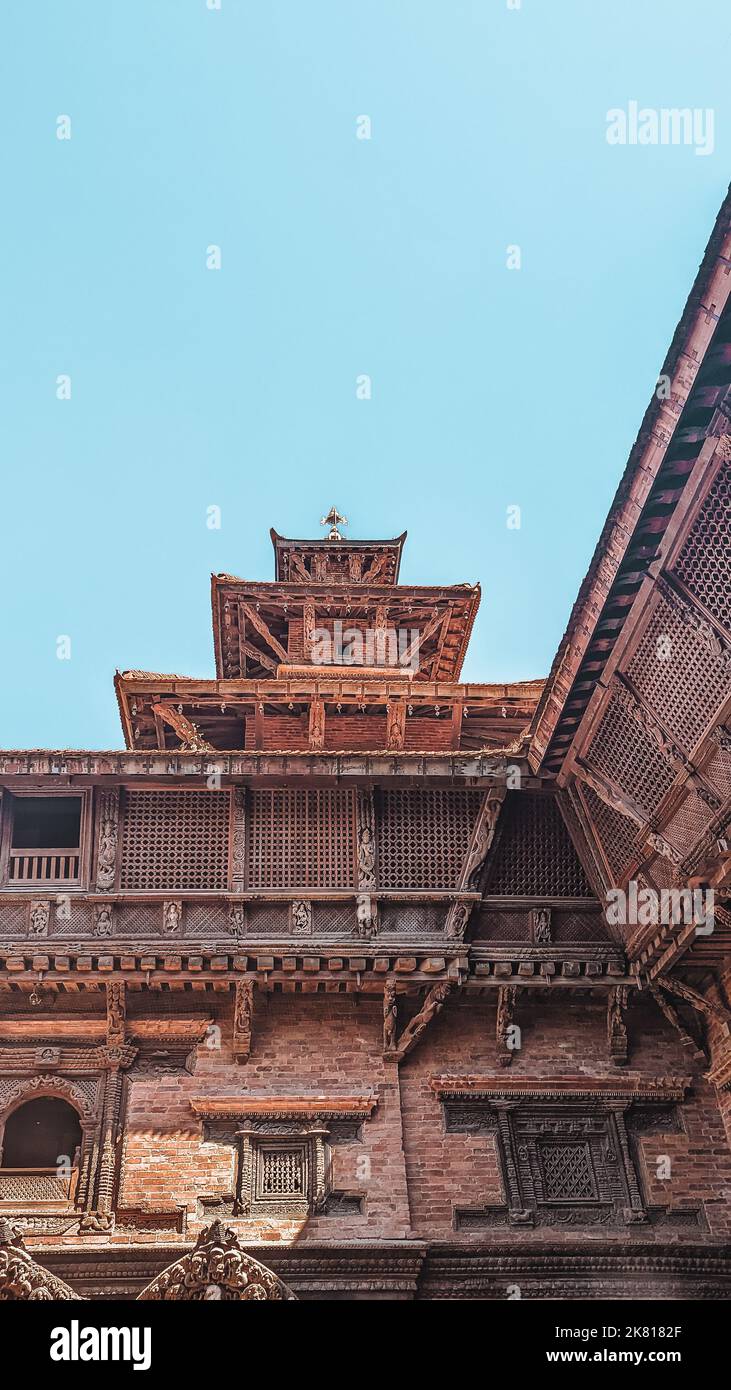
[1,793,87,887]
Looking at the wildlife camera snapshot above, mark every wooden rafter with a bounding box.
[239,602,287,664]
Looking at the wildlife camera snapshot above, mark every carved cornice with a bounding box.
[190,1096,377,1122]
[431,1076,690,1102]
[0,750,520,781]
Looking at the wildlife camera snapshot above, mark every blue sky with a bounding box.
[0,1,729,748]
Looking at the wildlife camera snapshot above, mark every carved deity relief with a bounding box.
[356,789,377,891]
[28,900,50,936]
[291,900,313,935]
[138,1221,295,1300]
[386,702,406,750]
[93,903,114,938]
[163,900,182,935]
[308,700,326,750]
[461,789,504,889]
[355,893,378,939]
[233,980,255,1062]
[228,903,247,935]
[382,980,399,1057]
[95,789,119,891]
[106,982,126,1046]
[445,901,471,940]
[531,906,552,944]
[607,985,629,1066]
[303,600,316,660]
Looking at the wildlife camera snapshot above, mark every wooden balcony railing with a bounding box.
[0,1166,78,1201]
[8,849,81,885]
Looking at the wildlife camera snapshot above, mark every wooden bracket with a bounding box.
[233,980,255,1063]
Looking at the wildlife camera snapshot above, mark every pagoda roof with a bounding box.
[270,527,407,584]
[210,575,481,682]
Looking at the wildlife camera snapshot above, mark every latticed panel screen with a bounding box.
[579,784,639,883]
[586,693,676,816]
[378,789,483,889]
[486,793,594,897]
[0,1173,70,1200]
[120,790,230,890]
[672,457,731,632]
[540,1143,596,1201]
[258,1147,306,1198]
[627,595,729,752]
[247,788,356,888]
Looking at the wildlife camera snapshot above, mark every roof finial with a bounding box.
[320,505,348,541]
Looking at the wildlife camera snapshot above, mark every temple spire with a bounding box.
[320,505,348,541]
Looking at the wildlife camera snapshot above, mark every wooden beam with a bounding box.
[660,976,731,1025]
[458,787,506,890]
[240,639,277,673]
[394,981,453,1061]
[649,983,706,1062]
[239,602,287,663]
[401,609,443,672]
[150,704,214,753]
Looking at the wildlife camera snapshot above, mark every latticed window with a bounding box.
[258,1146,306,1199]
[120,790,230,890]
[247,788,356,888]
[378,789,483,889]
[540,1143,596,1201]
[486,793,593,897]
[672,457,731,633]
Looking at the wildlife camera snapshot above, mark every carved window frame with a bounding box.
[0,1075,98,1213]
[437,1081,690,1230]
[235,1124,327,1217]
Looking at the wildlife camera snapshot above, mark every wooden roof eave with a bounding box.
[114,670,136,751]
[529,184,731,775]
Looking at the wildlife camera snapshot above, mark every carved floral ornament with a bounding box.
[138,1221,296,1301]
[0,1219,295,1301]
[0,1220,80,1301]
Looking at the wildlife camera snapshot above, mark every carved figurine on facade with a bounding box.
[95,789,119,891]
[28,900,50,937]
[291,900,313,935]
[531,906,552,944]
[162,900,182,935]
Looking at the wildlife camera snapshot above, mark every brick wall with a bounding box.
[117,988,731,1245]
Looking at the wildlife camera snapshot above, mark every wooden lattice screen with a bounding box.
[585,691,676,817]
[578,784,638,884]
[247,788,357,888]
[672,457,731,633]
[377,789,483,889]
[120,790,230,891]
[627,594,729,753]
[486,793,594,897]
